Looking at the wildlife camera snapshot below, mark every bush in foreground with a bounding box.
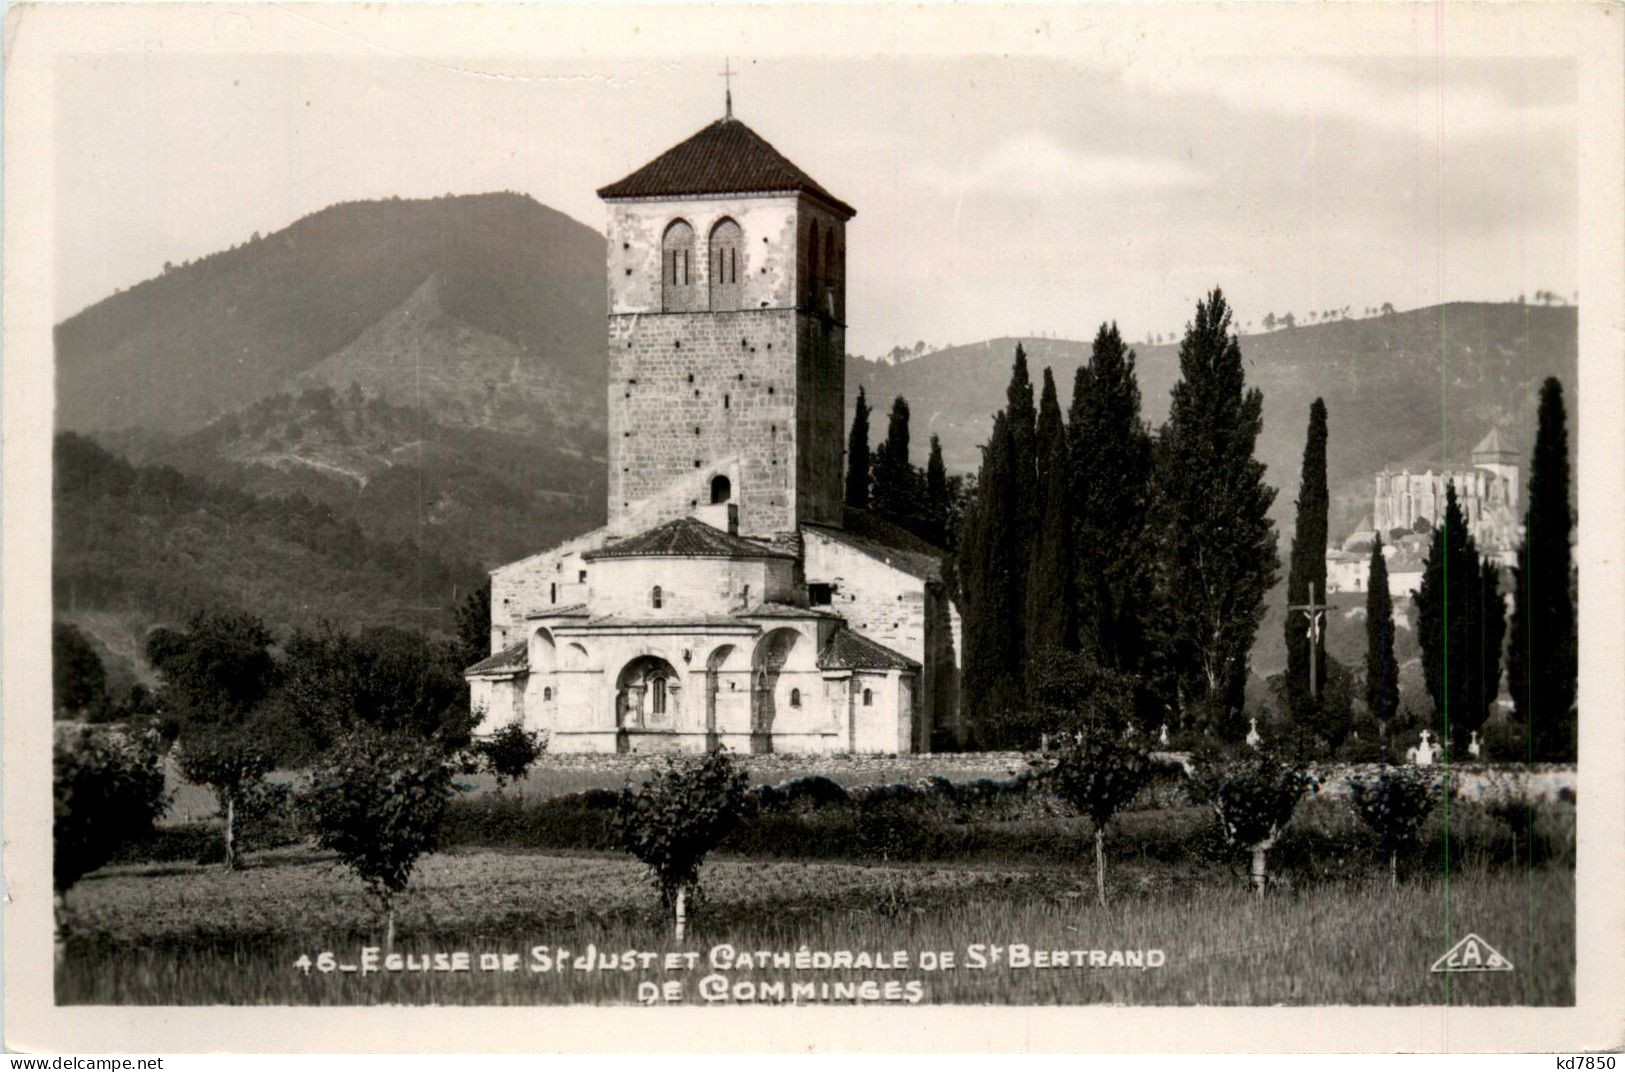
[614,749,753,939]
[1189,753,1317,896]
[1031,728,1153,906]
[298,730,458,949]
[53,725,171,902]
[1348,766,1448,886]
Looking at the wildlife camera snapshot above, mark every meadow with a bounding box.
[64,767,1575,1006]
[59,848,1572,1005]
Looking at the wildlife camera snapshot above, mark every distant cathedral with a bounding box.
[1329,428,1522,596]
[466,107,960,753]
[1371,428,1522,559]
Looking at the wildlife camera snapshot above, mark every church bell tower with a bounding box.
[597,113,855,538]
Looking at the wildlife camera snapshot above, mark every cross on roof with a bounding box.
[721,58,734,119]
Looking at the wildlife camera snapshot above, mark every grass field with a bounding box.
[58,847,1573,1006]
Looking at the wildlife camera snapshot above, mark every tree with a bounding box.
[147,610,280,866]
[1189,753,1317,897]
[956,412,1026,741]
[1414,483,1506,753]
[1005,343,1040,662]
[145,610,278,731]
[1348,766,1447,887]
[54,726,170,902]
[277,622,474,759]
[299,729,457,949]
[845,387,872,510]
[53,622,109,719]
[1262,312,1277,331]
[1508,378,1577,760]
[1150,290,1279,738]
[454,578,492,668]
[614,749,752,939]
[1069,323,1156,720]
[870,396,922,531]
[1364,535,1401,745]
[924,434,949,546]
[1032,727,1152,906]
[175,727,274,870]
[1283,399,1329,740]
[477,722,546,792]
[1025,368,1075,665]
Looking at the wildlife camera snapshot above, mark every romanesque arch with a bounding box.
[662,219,697,312]
[703,643,738,751]
[708,218,743,311]
[750,627,801,754]
[615,654,681,752]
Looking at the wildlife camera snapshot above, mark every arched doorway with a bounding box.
[616,655,680,753]
[750,628,801,754]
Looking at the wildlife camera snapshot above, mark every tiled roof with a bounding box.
[465,641,527,677]
[582,517,795,561]
[579,615,754,630]
[526,604,589,619]
[818,628,919,672]
[744,602,844,620]
[597,118,855,219]
[802,509,946,583]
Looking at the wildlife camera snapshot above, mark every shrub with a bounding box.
[298,730,458,948]
[613,749,753,938]
[1188,753,1318,896]
[1030,728,1153,905]
[53,725,171,900]
[1348,766,1449,885]
[476,723,546,791]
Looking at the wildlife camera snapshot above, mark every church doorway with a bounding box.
[615,655,680,753]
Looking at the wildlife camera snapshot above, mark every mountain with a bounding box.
[56,192,607,435]
[849,304,1578,539]
[54,432,484,638]
[102,385,605,571]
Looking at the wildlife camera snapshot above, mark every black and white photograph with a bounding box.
[4,0,1622,1054]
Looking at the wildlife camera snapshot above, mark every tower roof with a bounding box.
[1472,428,1514,458]
[597,117,855,219]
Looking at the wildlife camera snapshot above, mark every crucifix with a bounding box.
[1288,581,1333,700]
[721,58,734,119]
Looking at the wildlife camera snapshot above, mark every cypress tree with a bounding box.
[845,387,872,510]
[870,396,918,529]
[1026,370,1076,663]
[957,412,1024,741]
[1364,534,1400,745]
[1068,323,1156,717]
[1004,344,1040,675]
[1415,483,1506,753]
[925,434,949,546]
[1151,290,1279,738]
[1508,378,1576,760]
[1284,399,1330,736]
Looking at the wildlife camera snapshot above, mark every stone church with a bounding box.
[466,111,961,754]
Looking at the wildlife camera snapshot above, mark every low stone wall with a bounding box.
[528,751,1576,802]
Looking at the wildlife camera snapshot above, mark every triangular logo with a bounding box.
[1431,933,1514,973]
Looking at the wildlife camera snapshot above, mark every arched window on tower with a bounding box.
[823,228,838,317]
[709,218,743,311]
[662,220,697,312]
[806,221,821,308]
[710,474,731,504]
[789,688,801,708]
[651,585,664,610]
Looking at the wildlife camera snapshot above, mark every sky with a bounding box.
[55,47,1576,359]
